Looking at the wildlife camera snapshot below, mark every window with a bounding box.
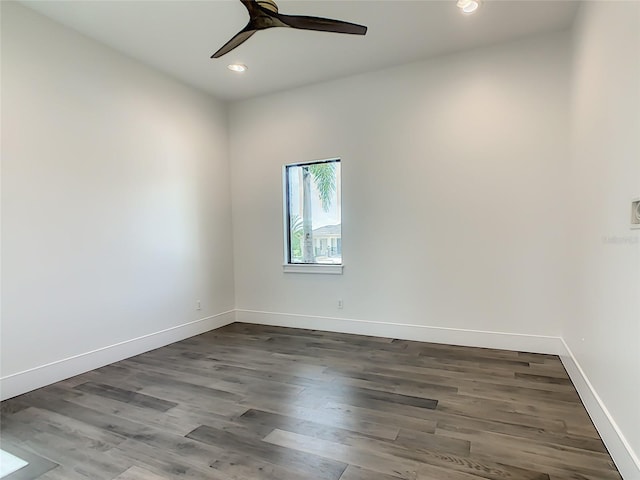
[284,159,342,272]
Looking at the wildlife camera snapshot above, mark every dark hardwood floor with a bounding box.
[0,323,622,480]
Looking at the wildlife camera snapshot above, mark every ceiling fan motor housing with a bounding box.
[256,0,278,13]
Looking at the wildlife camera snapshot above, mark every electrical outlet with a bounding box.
[196,300,201,311]
[337,299,343,309]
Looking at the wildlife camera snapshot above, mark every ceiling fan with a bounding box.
[211,0,368,59]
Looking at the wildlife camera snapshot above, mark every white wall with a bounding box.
[565,1,640,477]
[230,32,571,351]
[1,3,235,398]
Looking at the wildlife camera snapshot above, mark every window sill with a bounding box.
[283,264,343,275]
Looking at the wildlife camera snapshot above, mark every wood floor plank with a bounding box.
[49,387,204,437]
[466,432,621,479]
[0,323,622,480]
[471,449,621,480]
[338,465,404,480]
[112,466,172,480]
[264,428,551,480]
[73,382,178,412]
[21,431,129,480]
[36,465,101,480]
[324,366,460,396]
[186,424,347,480]
[5,406,127,448]
[263,427,424,480]
[394,428,471,457]
[15,394,155,440]
[237,408,400,442]
[209,456,319,480]
[239,398,402,439]
[435,413,608,454]
[303,383,439,409]
[514,372,574,385]
[105,439,230,480]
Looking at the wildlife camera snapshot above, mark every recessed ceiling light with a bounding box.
[457,0,480,14]
[227,63,248,73]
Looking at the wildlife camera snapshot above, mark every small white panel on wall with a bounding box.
[631,197,640,229]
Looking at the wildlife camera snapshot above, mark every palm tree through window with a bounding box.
[284,159,341,265]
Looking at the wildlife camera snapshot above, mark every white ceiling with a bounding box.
[21,0,579,101]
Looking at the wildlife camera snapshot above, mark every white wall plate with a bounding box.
[631,197,640,229]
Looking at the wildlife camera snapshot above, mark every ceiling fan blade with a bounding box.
[274,13,367,35]
[211,28,257,58]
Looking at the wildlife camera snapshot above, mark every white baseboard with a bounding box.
[560,339,640,480]
[0,310,236,401]
[235,309,565,354]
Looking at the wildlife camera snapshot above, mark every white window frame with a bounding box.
[282,157,343,274]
